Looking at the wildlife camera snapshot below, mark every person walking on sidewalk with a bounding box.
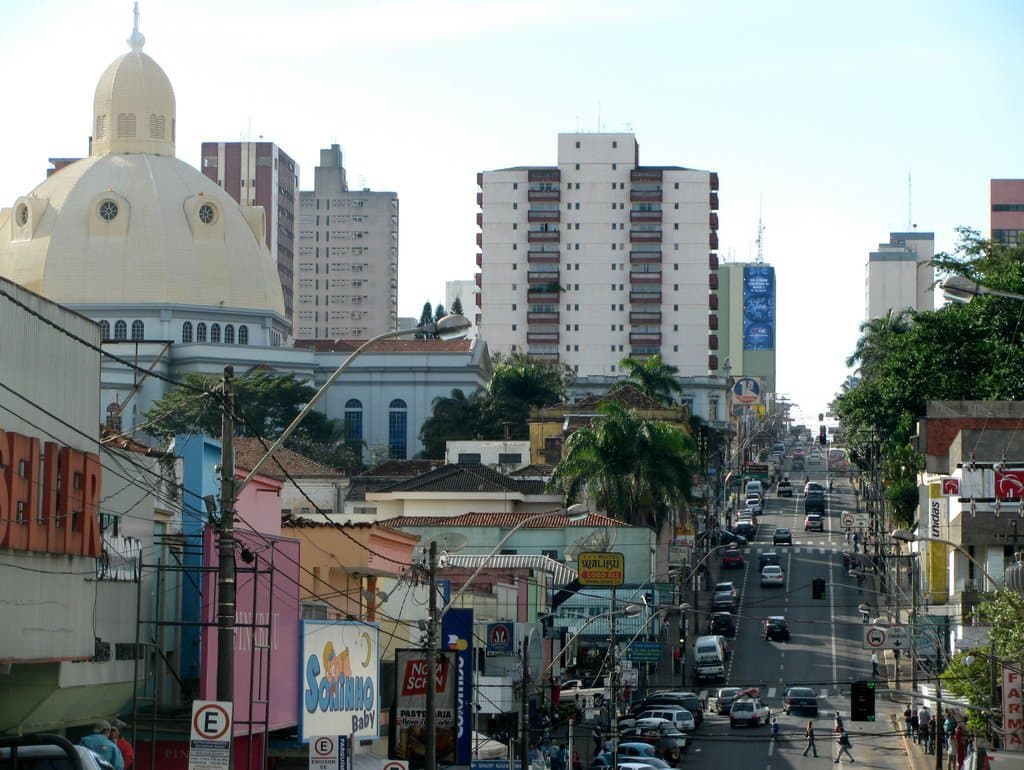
[910,709,920,743]
[803,721,818,757]
[918,705,931,746]
[834,729,854,763]
[927,715,937,754]
[904,705,913,737]
[871,651,879,678]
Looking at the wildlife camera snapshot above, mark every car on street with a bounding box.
[783,686,820,716]
[560,678,606,704]
[712,590,737,612]
[733,520,756,539]
[635,708,696,733]
[777,480,793,496]
[714,581,738,599]
[618,728,688,761]
[721,548,745,569]
[804,490,826,514]
[744,496,763,514]
[772,527,792,545]
[804,481,824,494]
[709,611,736,637]
[639,692,704,727]
[763,615,791,641]
[760,564,785,587]
[804,513,824,531]
[758,551,781,570]
[708,686,759,715]
[791,456,806,471]
[729,698,771,728]
[712,528,748,547]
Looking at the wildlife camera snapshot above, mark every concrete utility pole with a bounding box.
[520,638,530,770]
[609,590,619,770]
[425,541,439,770]
[216,365,236,770]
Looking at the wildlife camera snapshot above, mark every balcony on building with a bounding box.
[527,309,560,324]
[630,331,662,345]
[708,354,719,370]
[709,293,718,310]
[709,252,719,270]
[710,232,719,249]
[708,273,718,290]
[528,249,560,263]
[630,205,662,223]
[710,212,719,230]
[527,342,559,361]
[709,333,718,350]
[528,226,560,243]
[709,172,719,191]
[630,269,662,284]
[476,212,483,228]
[528,350,560,363]
[708,313,718,330]
[630,311,661,324]
[527,331,559,344]
[710,192,719,210]
[527,288,560,303]
[475,273,481,287]
[527,268,560,284]
[528,208,561,223]
[630,185,663,203]
[630,290,662,304]
[476,252,482,267]
[630,249,662,264]
[630,229,662,243]
[477,191,483,207]
[528,168,561,183]
[528,184,561,202]
[631,168,664,183]
[629,345,661,359]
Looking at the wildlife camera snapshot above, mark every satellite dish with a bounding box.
[564,527,617,561]
[435,532,468,553]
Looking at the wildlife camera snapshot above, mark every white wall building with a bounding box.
[294,145,399,340]
[866,231,935,320]
[477,132,720,377]
[445,278,478,338]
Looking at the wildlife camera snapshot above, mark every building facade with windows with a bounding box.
[715,261,778,393]
[865,231,935,320]
[991,179,1024,245]
[200,141,299,327]
[294,145,398,340]
[477,132,720,377]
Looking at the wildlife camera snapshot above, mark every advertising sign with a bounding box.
[300,620,381,741]
[1003,666,1024,751]
[392,649,459,766]
[442,608,473,765]
[578,552,625,586]
[996,470,1024,500]
[731,376,764,406]
[486,622,515,657]
[742,265,775,351]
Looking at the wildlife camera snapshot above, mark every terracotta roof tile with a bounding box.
[509,464,554,478]
[233,437,345,479]
[379,511,625,528]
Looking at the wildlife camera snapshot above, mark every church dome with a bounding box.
[0,7,286,319]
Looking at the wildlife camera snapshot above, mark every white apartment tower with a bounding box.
[294,144,399,340]
[477,133,720,376]
[865,231,935,320]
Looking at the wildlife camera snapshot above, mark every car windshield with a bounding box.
[775,528,789,535]
[788,688,815,697]
[763,566,782,575]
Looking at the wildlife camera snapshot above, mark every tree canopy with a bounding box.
[619,354,683,406]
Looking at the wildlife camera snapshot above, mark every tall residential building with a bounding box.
[445,278,478,338]
[477,132,720,377]
[865,231,935,320]
[992,179,1024,245]
[716,261,777,393]
[294,144,398,340]
[200,141,299,326]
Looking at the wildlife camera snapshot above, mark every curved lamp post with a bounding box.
[940,275,1024,304]
[890,529,1002,589]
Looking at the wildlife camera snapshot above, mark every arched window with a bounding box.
[344,399,363,445]
[99,321,111,340]
[224,324,235,344]
[388,398,407,459]
[114,320,128,341]
[131,320,144,340]
[196,322,207,342]
[210,324,221,343]
[182,321,193,343]
[238,325,249,345]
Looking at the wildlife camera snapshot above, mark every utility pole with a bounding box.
[609,590,619,770]
[520,638,529,770]
[216,365,236,770]
[425,541,439,770]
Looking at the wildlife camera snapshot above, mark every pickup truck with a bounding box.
[729,698,771,728]
[559,678,607,705]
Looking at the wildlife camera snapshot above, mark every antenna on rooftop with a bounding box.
[755,197,766,263]
[907,168,913,231]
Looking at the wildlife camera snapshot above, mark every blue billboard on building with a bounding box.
[743,265,775,350]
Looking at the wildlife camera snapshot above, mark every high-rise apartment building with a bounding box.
[865,231,934,320]
[200,141,298,326]
[294,145,398,340]
[991,179,1024,245]
[716,262,777,393]
[477,133,720,377]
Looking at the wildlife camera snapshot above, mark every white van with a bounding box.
[745,480,764,501]
[693,635,727,681]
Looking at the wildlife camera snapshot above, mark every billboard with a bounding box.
[441,608,474,765]
[392,649,459,768]
[743,265,775,350]
[300,620,381,741]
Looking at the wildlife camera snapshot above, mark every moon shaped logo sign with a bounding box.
[996,470,1024,500]
[941,477,960,496]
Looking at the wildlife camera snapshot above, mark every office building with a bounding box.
[201,141,299,326]
[865,231,935,319]
[477,132,720,377]
[294,145,398,340]
[992,179,1024,245]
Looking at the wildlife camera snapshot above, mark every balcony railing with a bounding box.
[528,270,559,283]
[630,312,661,324]
[528,230,560,243]
[527,289,560,303]
[630,209,662,223]
[528,169,561,183]
[631,168,663,183]
[528,210,561,223]
[630,188,663,202]
[709,253,719,270]
[527,331,559,344]
[630,230,662,243]
[528,188,561,202]
[630,271,661,284]
[630,291,661,304]
[630,250,662,264]
[630,332,662,345]
[528,249,560,263]
[527,311,559,324]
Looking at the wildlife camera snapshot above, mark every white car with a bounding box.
[729,697,771,727]
[760,565,785,587]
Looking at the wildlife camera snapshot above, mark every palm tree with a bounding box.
[418,388,484,458]
[548,401,699,531]
[619,354,683,406]
[845,309,912,375]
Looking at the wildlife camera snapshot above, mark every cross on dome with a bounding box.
[127,2,145,52]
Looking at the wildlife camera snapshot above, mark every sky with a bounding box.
[1,0,1022,421]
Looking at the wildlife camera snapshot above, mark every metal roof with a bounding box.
[443,553,578,586]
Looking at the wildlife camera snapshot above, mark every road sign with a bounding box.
[624,641,662,663]
[578,552,625,586]
[863,624,910,650]
[840,511,870,530]
[189,700,232,770]
[471,761,510,770]
[310,736,351,770]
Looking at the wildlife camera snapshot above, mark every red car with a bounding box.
[721,548,745,569]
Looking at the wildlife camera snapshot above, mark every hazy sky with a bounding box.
[2,0,1022,421]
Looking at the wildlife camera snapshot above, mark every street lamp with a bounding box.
[213,314,470,770]
[939,274,1024,304]
[890,529,1003,589]
[425,504,589,770]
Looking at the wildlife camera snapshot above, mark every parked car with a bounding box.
[617,728,688,761]
[707,686,758,715]
[773,527,792,545]
[639,692,704,727]
[783,686,820,715]
[763,615,790,641]
[712,528,748,547]
[729,698,771,728]
[560,678,606,704]
[712,590,737,613]
[760,565,785,587]
[635,707,696,733]
[804,513,824,531]
[777,480,793,497]
[709,611,736,637]
[721,548,745,569]
[758,551,781,570]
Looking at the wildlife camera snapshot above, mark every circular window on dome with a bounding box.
[15,204,29,227]
[98,199,119,222]
[198,203,217,224]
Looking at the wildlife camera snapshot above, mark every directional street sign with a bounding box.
[862,624,910,650]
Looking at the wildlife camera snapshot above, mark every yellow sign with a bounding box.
[578,551,625,586]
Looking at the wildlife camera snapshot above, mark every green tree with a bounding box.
[417,302,435,339]
[434,303,447,322]
[619,354,683,406]
[450,296,464,316]
[418,388,486,458]
[489,353,566,408]
[548,401,698,531]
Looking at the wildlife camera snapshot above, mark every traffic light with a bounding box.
[851,680,876,721]
[812,578,826,600]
